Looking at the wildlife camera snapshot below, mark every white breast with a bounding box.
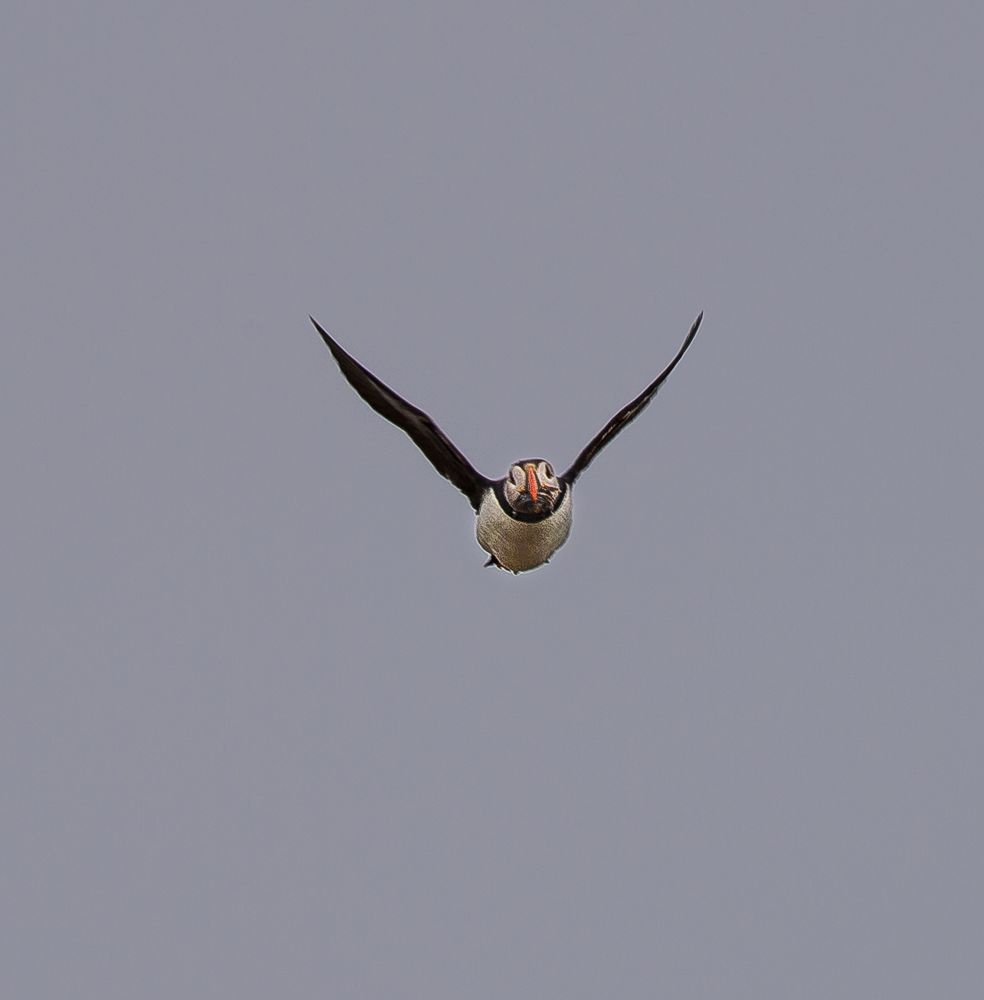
[476,487,573,572]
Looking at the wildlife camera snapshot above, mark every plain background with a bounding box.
[4,3,982,997]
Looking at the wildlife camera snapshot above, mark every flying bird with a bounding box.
[312,312,702,573]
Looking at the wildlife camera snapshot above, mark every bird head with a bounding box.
[504,460,561,515]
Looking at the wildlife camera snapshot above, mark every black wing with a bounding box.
[563,311,703,486]
[311,317,491,512]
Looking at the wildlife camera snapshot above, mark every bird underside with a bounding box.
[483,552,549,574]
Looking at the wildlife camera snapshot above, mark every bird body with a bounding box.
[477,478,573,572]
[311,312,702,573]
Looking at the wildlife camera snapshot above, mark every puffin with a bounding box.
[312,312,702,573]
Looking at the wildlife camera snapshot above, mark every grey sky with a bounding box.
[4,3,983,997]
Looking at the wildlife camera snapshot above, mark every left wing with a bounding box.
[563,311,703,486]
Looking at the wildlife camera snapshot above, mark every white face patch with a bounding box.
[505,463,533,510]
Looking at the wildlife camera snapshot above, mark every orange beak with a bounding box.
[525,463,538,502]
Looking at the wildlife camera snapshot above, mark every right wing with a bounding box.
[311,317,491,512]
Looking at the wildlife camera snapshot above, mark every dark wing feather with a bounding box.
[311,317,490,512]
[563,311,703,485]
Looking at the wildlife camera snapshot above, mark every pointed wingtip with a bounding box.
[310,314,335,349]
[681,310,703,349]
